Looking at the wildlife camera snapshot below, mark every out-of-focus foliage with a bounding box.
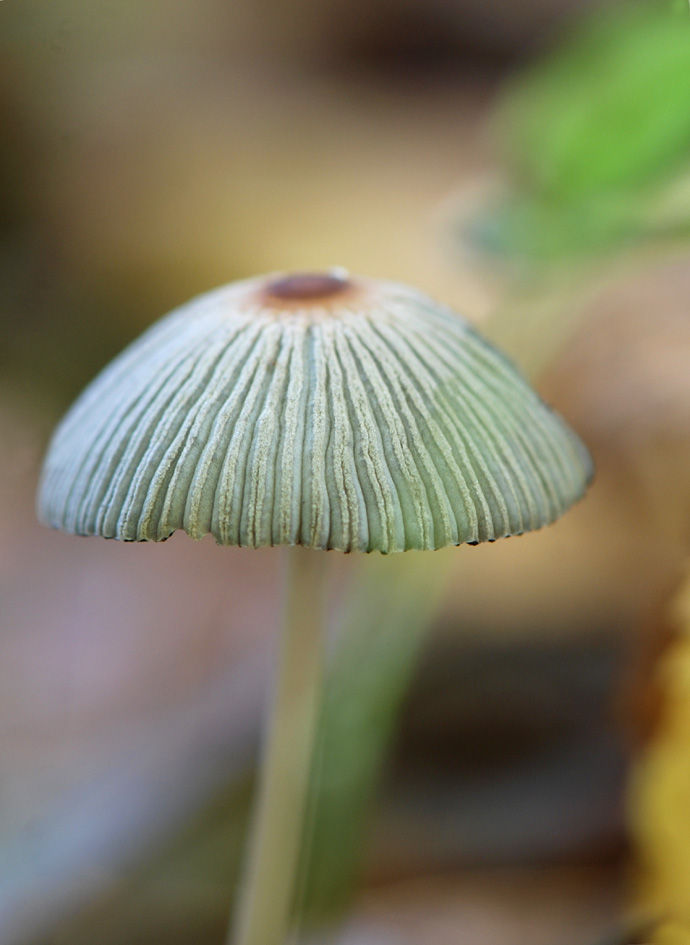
[503,3,690,201]
[630,567,690,944]
[295,551,454,929]
[467,1,690,268]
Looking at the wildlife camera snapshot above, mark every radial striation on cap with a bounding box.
[38,272,593,553]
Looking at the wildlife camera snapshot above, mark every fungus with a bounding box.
[37,270,592,945]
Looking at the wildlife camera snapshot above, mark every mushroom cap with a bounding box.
[38,271,592,553]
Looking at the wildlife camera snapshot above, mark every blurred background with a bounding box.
[2,1,690,943]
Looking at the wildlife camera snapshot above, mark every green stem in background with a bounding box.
[294,549,456,931]
[230,546,328,945]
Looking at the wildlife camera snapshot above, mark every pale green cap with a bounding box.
[38,271,592,553]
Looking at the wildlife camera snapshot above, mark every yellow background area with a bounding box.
[631,568,690,944]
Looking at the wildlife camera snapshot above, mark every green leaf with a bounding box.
[500,1,690,204]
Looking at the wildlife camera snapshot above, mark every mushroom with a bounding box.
[37,269,592,945]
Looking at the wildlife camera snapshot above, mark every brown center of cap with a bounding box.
[264,271,351,302]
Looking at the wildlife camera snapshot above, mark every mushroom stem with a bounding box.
[230,545,328,945]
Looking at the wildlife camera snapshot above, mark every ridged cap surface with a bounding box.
[38,272,592,553]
